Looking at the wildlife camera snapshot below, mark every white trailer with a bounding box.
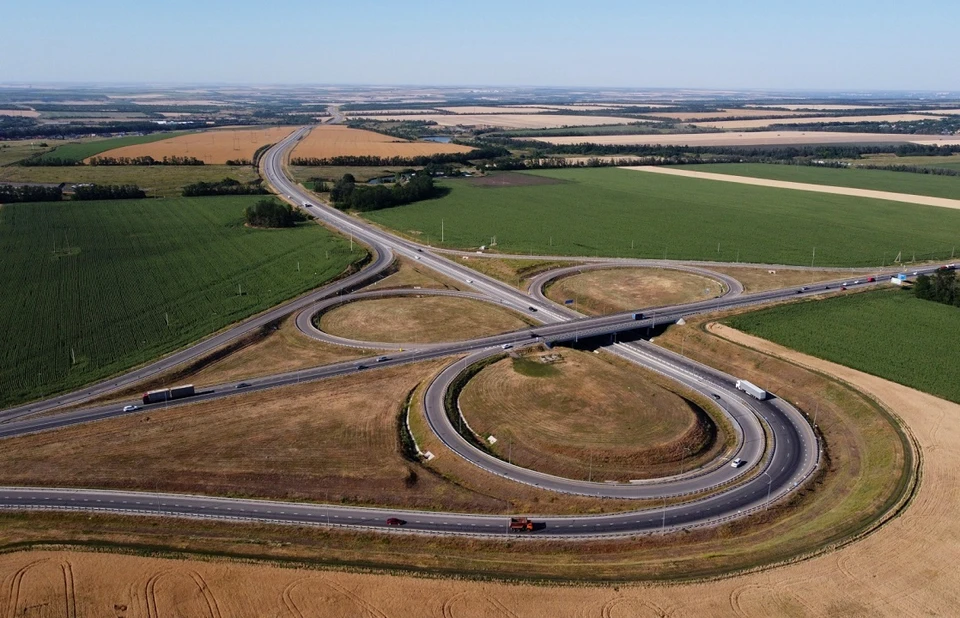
[735,379,767,400]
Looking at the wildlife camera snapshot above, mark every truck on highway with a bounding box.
[735,379,767,400]
[142,384,196,405]
[509,517,535,532]
[632,312,644,320]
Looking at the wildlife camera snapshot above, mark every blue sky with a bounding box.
[2,0,958,90]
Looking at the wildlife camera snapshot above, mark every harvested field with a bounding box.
[748,104,888,111]
[533,131,960,147]
[0,109,39,117]
[706,265,861,292]
[436,106,555,114]
[694,113,945,130]
[319,295,532,344]
[459,349,722,480]
[289,125,471,160]
[911,108,960,115]
[647,109,816,121]
[544,267,724,315]
[349,113,641,129]
[88,126,296,164]
[623,165,960,210]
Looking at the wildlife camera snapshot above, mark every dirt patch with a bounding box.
[621,166,960,210]
[705,265,862,293]
[318,295,533,344]
[464,172,567,188]
[459,349,720,481]
[545,267,723,315]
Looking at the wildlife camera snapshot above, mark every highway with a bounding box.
[0,126,943,538]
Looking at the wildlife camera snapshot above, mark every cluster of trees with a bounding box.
[88,155,204,166]
[225,158,253,166]
[914,269,959,307]
[244,199,308,228]
[291,146,508,168]
[182,177,267,197]
[73,184,146,200]
[0,184,62,203]
[768,116,960,136]
[330,172,442,212]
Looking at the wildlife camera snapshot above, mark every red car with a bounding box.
[385,517,406,526]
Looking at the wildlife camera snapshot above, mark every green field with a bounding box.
[855,154,960,172]
[724,289,960,403]
[678,163,960,200]
[364,168,960,266]
[0,196,359,408]
[0,164,259,197]
[33,131,191,163]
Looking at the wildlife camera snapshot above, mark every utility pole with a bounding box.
[441,219,444,243]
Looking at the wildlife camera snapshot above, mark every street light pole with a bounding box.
[762,471,772,509]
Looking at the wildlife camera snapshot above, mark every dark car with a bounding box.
[385,517,406,526]
[236,382,251,389]
[528,306,538,312]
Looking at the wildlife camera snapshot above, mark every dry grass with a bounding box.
[79,315,368,409]
[544,268,724,315]
[0,361,523,512]
[87,126,297,164]
[622,166,960,210]
[459,257,582,289]
[290,125,472,160]
[362,257,466,292]
[695,113,945,130]
[706,265,863,292]
[534,131,960,147]
[348,113,641,129]
[459,349,720,481]
[318,295,533,344]
[0,109,39,117]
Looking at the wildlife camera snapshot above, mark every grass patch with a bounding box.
[464,350,720,481]
[32,132,192,163]
[723,288,960,403]
[510,355,560,377]
[0,196,362,408]
[364,167,960,266]
[679,162,960,200]
[0,164,258,197]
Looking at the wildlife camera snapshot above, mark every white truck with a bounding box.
[735,379,767,400]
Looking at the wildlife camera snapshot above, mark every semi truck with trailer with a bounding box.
[735,379,767,400]
[142,384,196,405]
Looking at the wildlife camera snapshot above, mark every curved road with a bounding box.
[0,126,938,537]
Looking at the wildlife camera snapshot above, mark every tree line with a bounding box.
[244,199,308,228]
[0,183,146,202]
[914,269,959,307]
[330,172,443,212]
[88,155,204,166]
[182,178,267,197]
[0,119,208,140]
[0,184,62,203]
[290,146,508,168]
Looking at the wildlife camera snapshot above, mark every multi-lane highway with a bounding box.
[0,126,941,538]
